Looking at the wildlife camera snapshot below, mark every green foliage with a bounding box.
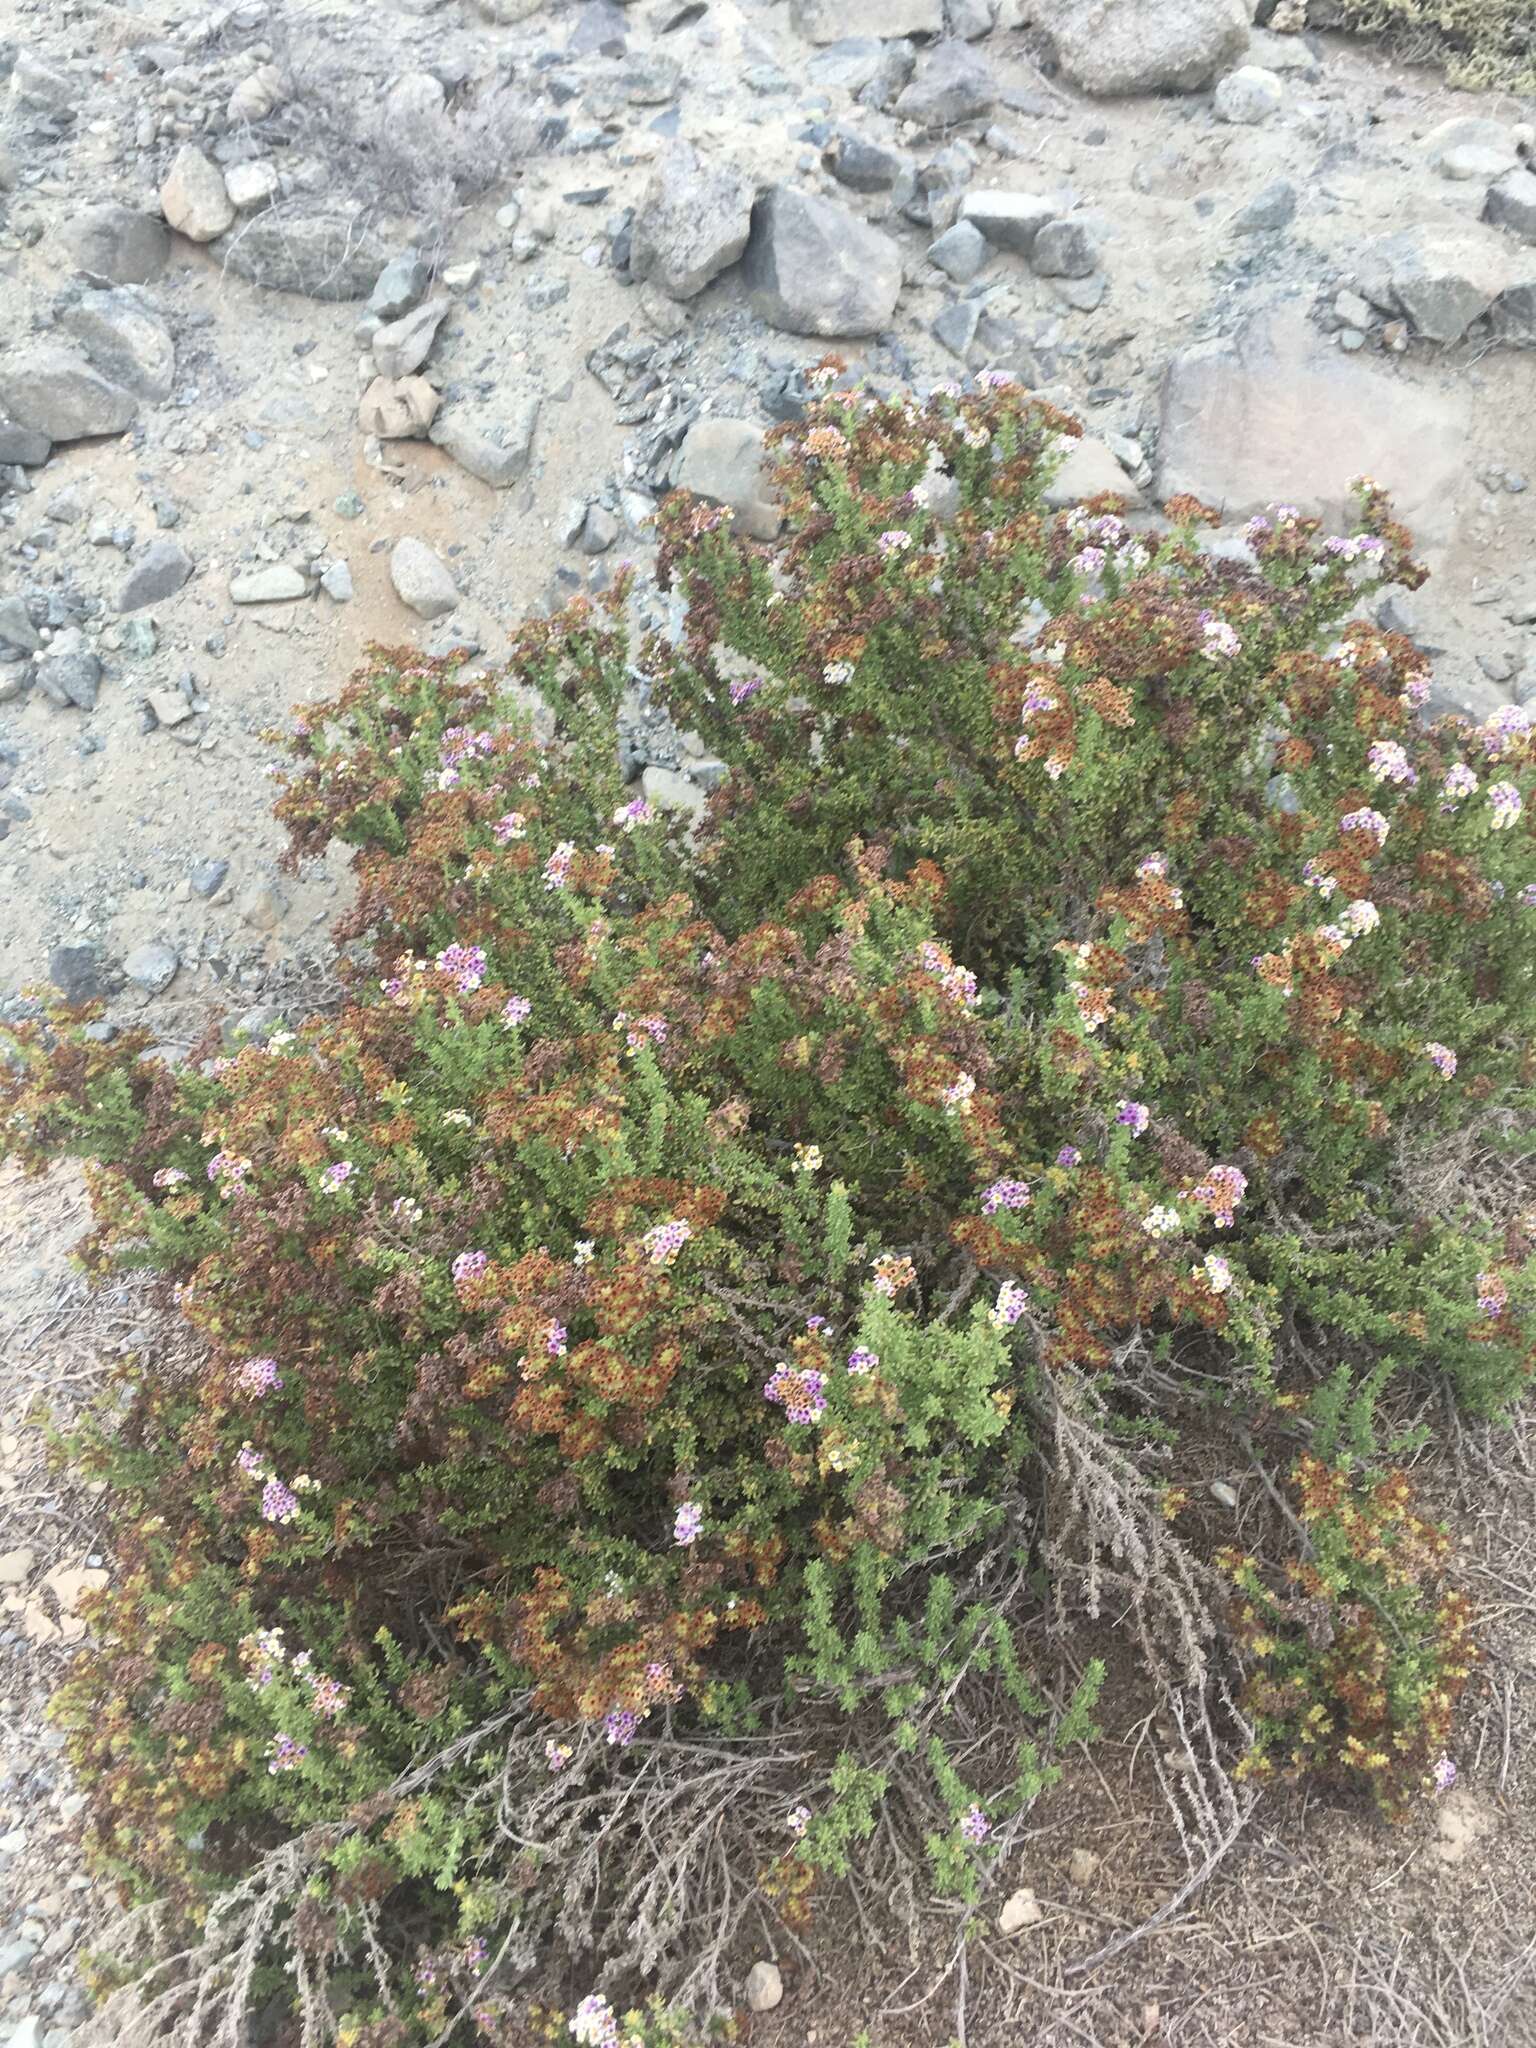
[2,373,1532,2037]
[1328,0,1536,93]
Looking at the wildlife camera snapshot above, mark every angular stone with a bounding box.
[149,688,194,726]
[1485,171,1536,246]
[791,0,941,40]
[118,539,194,613]
[213,210,389,301]
[0,344,137,442]
[0,416,51,466]
[807,39,887,95]
[390,537,457,619]
[1213,64,1282,125]
[947,0,997,37]
[372,296,451,379]
[1234,178,1297,233]
[429,398,541,486]
[629,142,754,301]
[1031,219,1098,278]
[998,1887,1043,1934]
[825,130,907,194]
[1423,115,1523,183]
[370,252,432,320]
[225,160,280,211]
[1354,226,1515,345]
[743,186,902,337]
[895,40,996,128]
[929,220,990,282]
[229,564,308,603]
[0,597,42,653]
[57,204,169,286]
[474,0,541,19]
[358,375,440,439]
[34,629,101,711]
[642,762,707,820]
[743,1960,783,2014]
[61,288,175,402]
[49,944,106,1004]
[160,144,234,242]
[1044,437,1143,508]
[1492,280,1536,344]
[933,297,981,357]
[11,52,76,110]
[960,188,1056,256]
[1156,301,1468,547]
[673,418,781,541]
[227,62,284,123]
[1044,0,1250,97]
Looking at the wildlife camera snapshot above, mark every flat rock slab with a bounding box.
[213,210,390,301]
[1156,302,1467,550]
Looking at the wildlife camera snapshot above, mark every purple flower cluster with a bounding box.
[1366,739,1416,788]
[266,1733,308,1775]
[319,1160,353,1193]
[959,1805,991,1844]
[236,1356,283,1397]
[673,1501,703,1546]
[261,1479,300,1525]
[846,1346,879,1375]
[1116,1100,1150,1135]
[988,1281,1028,1330]
[764,1364,828,1425]
[435,943,488,994]
[1340,806,1390,846]
[642,1217,693,1267]
[502,994,532,1027]
[981,1177,1031,1214]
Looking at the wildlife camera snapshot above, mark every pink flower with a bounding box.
[981,1178,1031,1214]
[502,995,531,1027]
[261,1478,299,1524]
[1422,1042,1457,1079]
[989,1281,1028,1329]
[847,1346,879,1375]
[764,1364,828,1425]
[959,1805,990,1843]
[236,1357,283,1396]
[673,1501,703,1546]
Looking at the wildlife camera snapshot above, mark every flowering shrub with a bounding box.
[3,373,1533,2039]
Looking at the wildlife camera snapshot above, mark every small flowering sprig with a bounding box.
[764,1364,828,1426]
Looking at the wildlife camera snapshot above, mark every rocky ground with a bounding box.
[0,0,1534,2042]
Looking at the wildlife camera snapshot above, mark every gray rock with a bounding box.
[807,39,887,95]
[371,296,451,378]
[0,597,42,653]
[57,204,169,286]
[430,398,541,487]
[895,41,996,128]
[213,210,389,301]
[320,560,354,602]
[1234,178,1297,232]
[1051,270,1108,311]
[149,688,193,725]
[229,564,308,603]
[1031,219,1098,278]
[0,416,51,466]
[190,858,230,898]
[369,252,431,320]
[1156,300,1468,546]
[928,219,990,282]
[1492,280,1536,343]
[960,189,1055,255]
[1354,226,1515,345]
[641,762,707,820]
[1043,0,1250,97]
[62,289,176,401]
[825,131,907,194]
[1213,64,1282,124]
[629,141,755,301]
[33,629,101,711]
[1485,170,1536,246]
[672,418,781,541]
[1423,115,1524,183]
[118,539,194,612]
[946,0,997,36]
[48,945,105,1004]
[390,537,457,618]
[744,1960,783,2013]
[159,144,234,242]
[743,186,902,337]
[11,52,77,111]
[237,881,288,931]
[581,504,621,554]
[225,160,280,211]
[933,298,981,357]
[861,41,919,110]
[0,345,137,442]
[791,0,940,39]
[1044,437,1142,508]
[123,941,179,993]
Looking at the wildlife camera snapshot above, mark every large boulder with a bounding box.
[56,204,170,287]
[60,288,175,401]
[1353,226,1516,345]
[1155,301,1468,547]
[791,0,941,41]
[1040,0,1250,97]
[159,144,234,242]
[212,209,390,300]
[629,142,754,301]
[0,344,138,442]
[672,418,781,541]
[742,187,902,338]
